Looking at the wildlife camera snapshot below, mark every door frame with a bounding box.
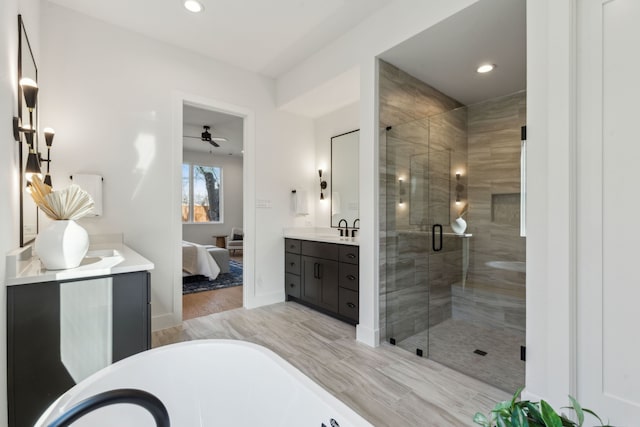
[171,92,256,325]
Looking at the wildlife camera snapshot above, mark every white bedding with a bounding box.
[182,241,220,280]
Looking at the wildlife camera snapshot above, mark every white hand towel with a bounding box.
[293,191,309,215]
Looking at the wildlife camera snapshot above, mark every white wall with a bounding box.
[40,3,315,330]
[0,1,39,425]
[524,0,576,408]
[182,151,243,245]
[313,102,359,228]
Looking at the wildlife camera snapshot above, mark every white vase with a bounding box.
[451,217,467,235]
[35,220,89,270]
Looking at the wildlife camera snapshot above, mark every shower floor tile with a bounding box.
[397,318,525,393]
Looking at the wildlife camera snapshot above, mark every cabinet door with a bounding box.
[8,282,75,427]
[318,259,339,311]
[301,256,339,311]
[113,271,151,362]
[301,256,321,304]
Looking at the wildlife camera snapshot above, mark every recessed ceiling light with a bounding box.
[477,64,496,74]
[184,0,204,13]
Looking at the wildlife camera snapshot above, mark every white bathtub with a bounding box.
[36,340,373,427]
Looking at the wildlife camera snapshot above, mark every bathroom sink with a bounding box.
[85,249,121,258]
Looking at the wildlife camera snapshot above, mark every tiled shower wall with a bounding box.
[455,91,527,335]
[379,60,464,341]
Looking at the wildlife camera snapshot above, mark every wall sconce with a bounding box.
[42,128,55,186]
[455,171,464,205]
[13,78,56,187]
[319,169,327,200]
[398,178,405,205]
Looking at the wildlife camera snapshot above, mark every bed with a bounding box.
[182,241,223,280]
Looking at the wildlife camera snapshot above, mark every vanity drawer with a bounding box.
[339,245,359,264]
[339,263,359,291]
[301,241,339,260]
[285,273,301,299]
[285,253,301,275]
[338,288,359,323]
[285,238,301,254]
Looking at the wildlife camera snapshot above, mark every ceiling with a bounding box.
[378,0,526,105]
[46,0,393,78]
[183,104,243,156]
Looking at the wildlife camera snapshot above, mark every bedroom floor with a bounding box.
[182,252,243,321]
[154,301,509,427]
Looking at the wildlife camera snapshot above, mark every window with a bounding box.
[182,163,222,223]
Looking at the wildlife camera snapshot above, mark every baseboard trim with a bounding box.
[245,290,284,309]
[356,324,380,347]
[152,312,180,332]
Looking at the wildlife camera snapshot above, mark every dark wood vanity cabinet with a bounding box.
[7,271,151,427]
[285,238,359,324]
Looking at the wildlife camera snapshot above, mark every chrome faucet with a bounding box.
[338,219,348,237]
[351,218,360,237]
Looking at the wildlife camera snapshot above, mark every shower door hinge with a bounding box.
[521,125,527,141]
[520,345,526,361]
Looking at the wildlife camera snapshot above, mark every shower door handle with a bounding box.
[432,224,443,252]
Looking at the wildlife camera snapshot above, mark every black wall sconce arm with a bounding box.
[319,169,327,200]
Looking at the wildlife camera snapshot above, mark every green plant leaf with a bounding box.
[510,387,525,408]
[473,412,491,427]
[581,408,606,426]
[511,406,529,427]
[525,402,544,424]
[567,396,584,426]
[496,414,509,427]
[540,400,563,427]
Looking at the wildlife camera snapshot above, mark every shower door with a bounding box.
[384,97,526,393]
[384,118,431,356]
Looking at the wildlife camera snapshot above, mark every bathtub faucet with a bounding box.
[47,389,170,427]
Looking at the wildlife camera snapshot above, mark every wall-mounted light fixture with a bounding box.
[455,171,464,205]
[319,169,327,200]
[13,78,56,187]
[398,178,405,205]
[42,128,55,186]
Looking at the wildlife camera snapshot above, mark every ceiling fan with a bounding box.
[183,125,228,147]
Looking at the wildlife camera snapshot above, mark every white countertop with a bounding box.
[283,228,359,246]
[5,242,154,286]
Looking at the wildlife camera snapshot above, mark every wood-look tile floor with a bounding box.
[182,253,244,321]
[154,301,509,426]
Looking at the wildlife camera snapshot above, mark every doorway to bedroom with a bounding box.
[181,103,244,320]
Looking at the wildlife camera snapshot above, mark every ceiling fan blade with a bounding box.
[208,140,220,148]
[211,137,228,142]
[183,135,201,139]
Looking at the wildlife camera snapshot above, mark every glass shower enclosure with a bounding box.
[384,91,526,393]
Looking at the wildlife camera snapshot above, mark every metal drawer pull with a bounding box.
[346,302,356,308]
[289,262,295,266]
[289,283,295,288]
[347,275,356,280]
[346,253,356,259]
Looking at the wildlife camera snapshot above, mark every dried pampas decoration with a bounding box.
[30,175,95,220]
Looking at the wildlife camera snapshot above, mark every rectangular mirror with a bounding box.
[18,14,39,247]
[331,129,359,228]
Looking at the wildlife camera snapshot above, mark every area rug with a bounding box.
[183,260,243,294]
